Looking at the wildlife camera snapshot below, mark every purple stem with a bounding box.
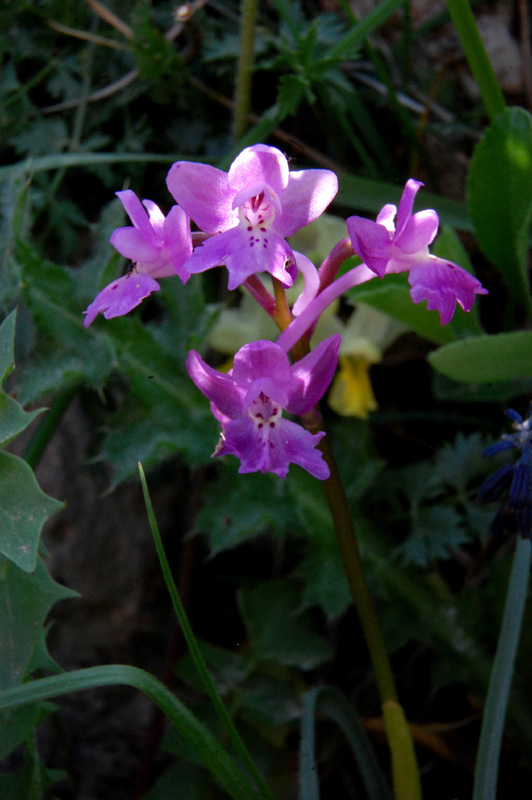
[243,275,276,315]
[318,238,356,291]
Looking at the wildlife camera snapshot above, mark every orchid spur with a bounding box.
[83,190,192,326]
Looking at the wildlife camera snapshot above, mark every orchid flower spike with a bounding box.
[166,144,338,291]
[346,179,488,324]
[83,190,192,327]
[186,336,341,479]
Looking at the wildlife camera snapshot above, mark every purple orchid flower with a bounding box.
[166,144,338,291]
[83,190,192,327]
[186,335,341,479]
[346,179,488,324]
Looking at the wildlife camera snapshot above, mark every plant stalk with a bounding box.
[446,0,506,120]
[232,0,259,143]
[473,535,531,800]
[316,433,422,800]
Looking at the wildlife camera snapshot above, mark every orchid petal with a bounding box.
[166,161,236,232]
[232,341,292,390]
[83,273,160,327]
[227,144,289,195]
[163,205,193,281]
[346,216,391,277]
[110,227,161,263]
[376,203,397,229]
[116,190,154,240]
[185,227,296,290]
[395,179,423,237]
[286,335,341,414]
[275,169,338,238]
[186,350,245,419]
[395,209,439,253]
[142,199,165,236]
[409,256,488,324]
[218,417,328,479]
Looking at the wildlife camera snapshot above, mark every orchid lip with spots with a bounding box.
[166,144,338,290]
[186,335,341,479]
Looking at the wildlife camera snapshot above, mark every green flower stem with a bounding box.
[138,464,275,800]
[0,665,261,800]
[232,0,259,143]
[315,432,422,800]
[446,0,506,120]
[473,535,531,800]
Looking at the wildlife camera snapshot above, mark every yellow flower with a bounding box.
[328,305,406,418]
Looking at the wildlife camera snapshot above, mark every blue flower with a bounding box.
[478,406,532,538]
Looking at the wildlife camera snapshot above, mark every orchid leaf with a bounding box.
[467,107,532,312]
[428,331,532,384]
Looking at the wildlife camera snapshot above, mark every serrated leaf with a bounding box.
[197,466,292,555]
[0,310,17,382]
[0,701,56,760]
[467,107,532,311]
[395,506,467,568]
[0,555,76,689]
[434,432,488,493]
[0,311,44,445]
[428,331,532,384]
[0,452,63,572]
[238,580,333,669]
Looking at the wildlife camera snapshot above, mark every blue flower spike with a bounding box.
[479,405,532,538]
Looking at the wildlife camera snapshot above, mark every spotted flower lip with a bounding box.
[83,190,192,326]
[346,179,488,324]
[479,406,532,538]
[166,144,338,290]
[186,335,341,479]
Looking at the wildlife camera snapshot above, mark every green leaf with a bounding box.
[238,580,333,669]
[0,453,63,572]
[0,665,264,800]
[348,273,457,344]
[467,107,532,311]
[434,432,488,493]
[0,311,44,446]
[0,701,56,760]
[395,505,467,568]
[300,686,392,800]
[428,331,532,383]
[0,555,76,690]
[197,467,292,556]
[0,311,17,383]
[286,468,350,617]
[277,74,310,118]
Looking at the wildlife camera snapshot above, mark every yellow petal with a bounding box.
[328,356,378,419]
